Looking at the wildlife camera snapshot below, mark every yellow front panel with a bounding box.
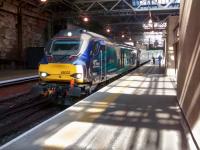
[39,63,77,82]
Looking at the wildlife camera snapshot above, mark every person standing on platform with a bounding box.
[152,56,155,65]
[158,55,162,67]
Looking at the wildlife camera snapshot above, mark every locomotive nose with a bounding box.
[39,64,84,83]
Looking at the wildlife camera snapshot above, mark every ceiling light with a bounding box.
[83,17,89,22]
[106,28,111,33]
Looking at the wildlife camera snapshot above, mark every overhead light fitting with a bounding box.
[83,17,89,22]
[106,28,111,33]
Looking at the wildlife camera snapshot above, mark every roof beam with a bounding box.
[75,0,118,4]
[152,0,164,8]
[122,0,135,12]
[165,0,176,8]
[86,2,96,11]
[110,0,121,11]
[97,2,108,11]
[63,0,82,11]
[75,0,179,13]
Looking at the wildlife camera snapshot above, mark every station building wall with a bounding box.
[0,0,49,69]
[178,0,200,148]
[166,16,178,76]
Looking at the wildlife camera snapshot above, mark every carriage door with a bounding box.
[100,44,106,81]
[91,41,106,83]
[91,41,101,83]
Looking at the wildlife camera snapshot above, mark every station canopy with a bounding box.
[21,0,180,45]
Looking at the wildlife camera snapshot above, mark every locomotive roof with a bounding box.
[53,29,138,51]
[54,29,108,40]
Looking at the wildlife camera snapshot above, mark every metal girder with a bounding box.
[37,0,180,35]
[75,0,119,3]
[110,0,121,11]
[74,0,179,13]
[110,21,165,25]
[122,0,135,12]
[164,0,177,8]
[63,0,82,11]
[82,8,179,16]
[42,0,179,16]
[86,2,95,11]
[97,2,108,11]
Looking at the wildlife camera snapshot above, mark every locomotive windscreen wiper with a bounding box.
[54,54,70,62]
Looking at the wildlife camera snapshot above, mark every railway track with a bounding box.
[0,76,39,102]
[0,76,65,145]
[0,75,39,88]
[0,95,65,145]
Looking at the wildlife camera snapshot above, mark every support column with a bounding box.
[165,16,178,76]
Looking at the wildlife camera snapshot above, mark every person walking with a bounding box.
[158,55,162,67]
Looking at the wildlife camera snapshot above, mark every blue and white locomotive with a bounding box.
[39,29,148,98]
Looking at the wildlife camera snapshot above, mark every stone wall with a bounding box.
[0,0,49,69]
[0,10,17,60]
[22,15,47,59]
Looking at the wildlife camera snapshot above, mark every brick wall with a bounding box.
[0,10,17,60]
[22,15,47,58]
[0,0,49,69]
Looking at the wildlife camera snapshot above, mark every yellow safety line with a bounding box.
[43,94,120,150]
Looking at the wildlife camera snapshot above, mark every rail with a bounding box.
[0,75,39,87]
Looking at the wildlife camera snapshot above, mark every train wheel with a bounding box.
[85,83,93,95]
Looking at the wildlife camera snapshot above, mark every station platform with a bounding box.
[0,64,196,150]
[0,70,37,82]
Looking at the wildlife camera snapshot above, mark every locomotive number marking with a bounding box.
[61,71,70,74]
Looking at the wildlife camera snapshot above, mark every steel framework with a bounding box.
[36,0,180,38]
[74,0,180,14]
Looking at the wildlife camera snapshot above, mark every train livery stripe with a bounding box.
[43,94,120,150]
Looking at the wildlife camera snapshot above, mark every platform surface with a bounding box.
[0,65,196,150]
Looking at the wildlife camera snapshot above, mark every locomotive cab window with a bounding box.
[49,39,82,56]
[45,40,52,55]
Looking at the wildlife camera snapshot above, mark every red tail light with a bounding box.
[47,55,54,62]
[68,55,77,61]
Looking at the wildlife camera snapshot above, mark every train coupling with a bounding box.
[37,81,81,98]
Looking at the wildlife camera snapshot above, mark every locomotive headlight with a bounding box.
[71,73,82,79]
[75,65,84,79]
[75,73,82,79]
[40,72,48,78]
